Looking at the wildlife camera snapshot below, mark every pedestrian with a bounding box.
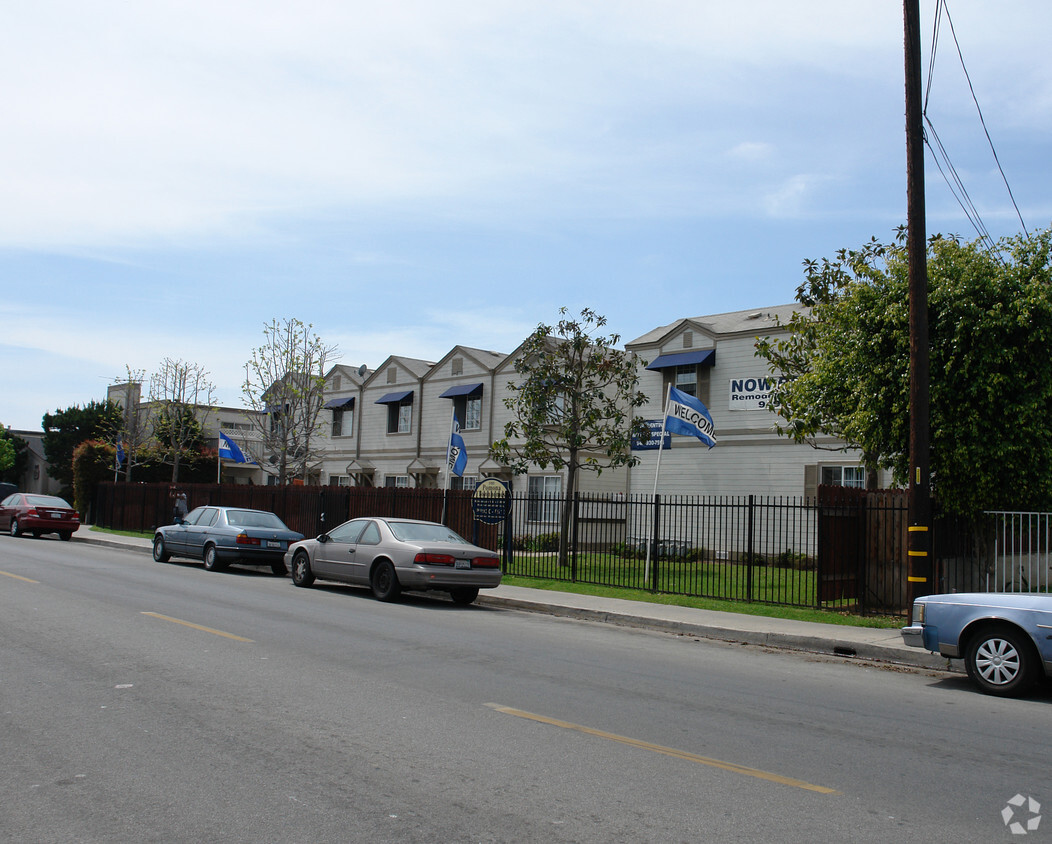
[171,490,188,523]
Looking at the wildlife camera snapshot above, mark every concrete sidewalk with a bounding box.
[71,525,954,673]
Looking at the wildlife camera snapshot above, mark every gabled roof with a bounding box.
[363,355,435,387]
[626,304,803,348]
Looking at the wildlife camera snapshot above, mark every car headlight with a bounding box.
[912,601,925,624]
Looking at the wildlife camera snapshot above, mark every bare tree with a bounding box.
[111,367,151,481]
[242,318,338,485]
[148,358,216,482]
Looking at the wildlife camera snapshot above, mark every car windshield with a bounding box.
[226,510,288,529]
[26,495,72,508]
[387,521,469,544]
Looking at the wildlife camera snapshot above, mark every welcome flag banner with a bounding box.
[218,432,249,463]
[664,385,717,449]
[447,415,467,477]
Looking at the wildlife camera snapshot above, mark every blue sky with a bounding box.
[3,1,1050,431]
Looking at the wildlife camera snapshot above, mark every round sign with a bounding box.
[471,478,509,525]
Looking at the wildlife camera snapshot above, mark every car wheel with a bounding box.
[370,559,402,602]
[58,531,72,542]
[965,625,1036,697]
[202,544,226,572]
[291,552,315,588]
[10,518,21,537]
[449,587,479,606]
[152,535,171,563]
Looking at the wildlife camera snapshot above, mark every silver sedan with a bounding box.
[285,517,502,604]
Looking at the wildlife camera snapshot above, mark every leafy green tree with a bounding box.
[490,307,650,566]
[72,440,117,518]
[756,227,1052,518]
[242,318,338,485]
[42,401,123,498]
[0,429,16,477]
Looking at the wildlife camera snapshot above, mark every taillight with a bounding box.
[472,556,500,568]
[415,553,455,565]
[26,508,40,518]
[236,533,260,546]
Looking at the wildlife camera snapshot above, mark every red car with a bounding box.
[0,493,80,541]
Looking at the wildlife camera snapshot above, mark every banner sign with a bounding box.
[631,420,671,451]
[728,376,793,411]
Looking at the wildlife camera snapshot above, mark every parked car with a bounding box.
[902,593,1052,696]
[285,517,502,604]
[152,506,303,575]
[0,493,79,540]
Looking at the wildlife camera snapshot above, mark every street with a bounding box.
[1,536,1049,843]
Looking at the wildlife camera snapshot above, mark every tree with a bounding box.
[72,440,117,518]
[242,318,338,485]
[148,358,216,482]
[42,401,123,498]
[755,226,1052,518]
[489,307,650,566]
[111,369,151,482]
[0,428,16,477]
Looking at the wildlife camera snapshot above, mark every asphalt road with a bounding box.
[2,536,1050,843]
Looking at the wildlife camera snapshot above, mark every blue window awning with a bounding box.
[439,383,483,398]
[375,390,413,404]
[323,397,355,409]
[645,349,716,371]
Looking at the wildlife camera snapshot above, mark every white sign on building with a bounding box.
[728,376,792,411]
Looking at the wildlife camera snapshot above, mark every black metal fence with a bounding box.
[93,482,982,617]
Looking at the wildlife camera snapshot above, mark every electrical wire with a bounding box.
[921,0,1029,251]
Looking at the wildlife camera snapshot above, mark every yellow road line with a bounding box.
[141,612,254,642]
[485,703,839,795]
[0,570,39,583]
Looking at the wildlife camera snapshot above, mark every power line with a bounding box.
[921,0,1029,249]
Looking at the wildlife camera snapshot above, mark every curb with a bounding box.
[476,595,958,672]
[73,531,956,673]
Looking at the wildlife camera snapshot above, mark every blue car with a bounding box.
[153,506,303,576]
[902,593,1052,696]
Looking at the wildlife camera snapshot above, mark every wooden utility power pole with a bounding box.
[904,0,932,611]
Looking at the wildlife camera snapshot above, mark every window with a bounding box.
[451,357,463,376]
[674,364,696,397]
[359,521,381,544]
[386,368,397,384]
[683,331,693,349]
[386,398,412,433]
[331,407,353,438]
[821,466,866,488]
[331,409,343,437]
[328,474,350,486]
[332,375,342,391]
[451,394,482,430]
[384,475,410,488]
[451,475,478,491]
[527,475,562,523]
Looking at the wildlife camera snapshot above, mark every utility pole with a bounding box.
[904,0,932,613]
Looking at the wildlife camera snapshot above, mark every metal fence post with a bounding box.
[571,492,579,582]
[747,494,755,603]
[650,493,661,592]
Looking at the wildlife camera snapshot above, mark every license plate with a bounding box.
[267,540,283,549]
[49,512,63,518]
[454,559,471,570]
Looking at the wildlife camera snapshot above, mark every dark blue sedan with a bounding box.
[152,506,303,575]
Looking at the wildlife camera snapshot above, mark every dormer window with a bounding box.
[683,331,693,349]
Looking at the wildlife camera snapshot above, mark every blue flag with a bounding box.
[115,441,125,467]
[665,385,717,449]
[219,432,249,464]
[447,415,467,476]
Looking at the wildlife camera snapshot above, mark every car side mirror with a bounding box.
[317,533,330,544]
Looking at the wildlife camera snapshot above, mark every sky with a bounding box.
[2,1,1050,431]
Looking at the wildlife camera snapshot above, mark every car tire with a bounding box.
[965,624,1036,697]
[370,559,401,602]
[10,518,21,537]
[203,544,226,572]
[291,551,315,588]
[449,587,479,606]
[153,535,171,563]
[58,531,72,542]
